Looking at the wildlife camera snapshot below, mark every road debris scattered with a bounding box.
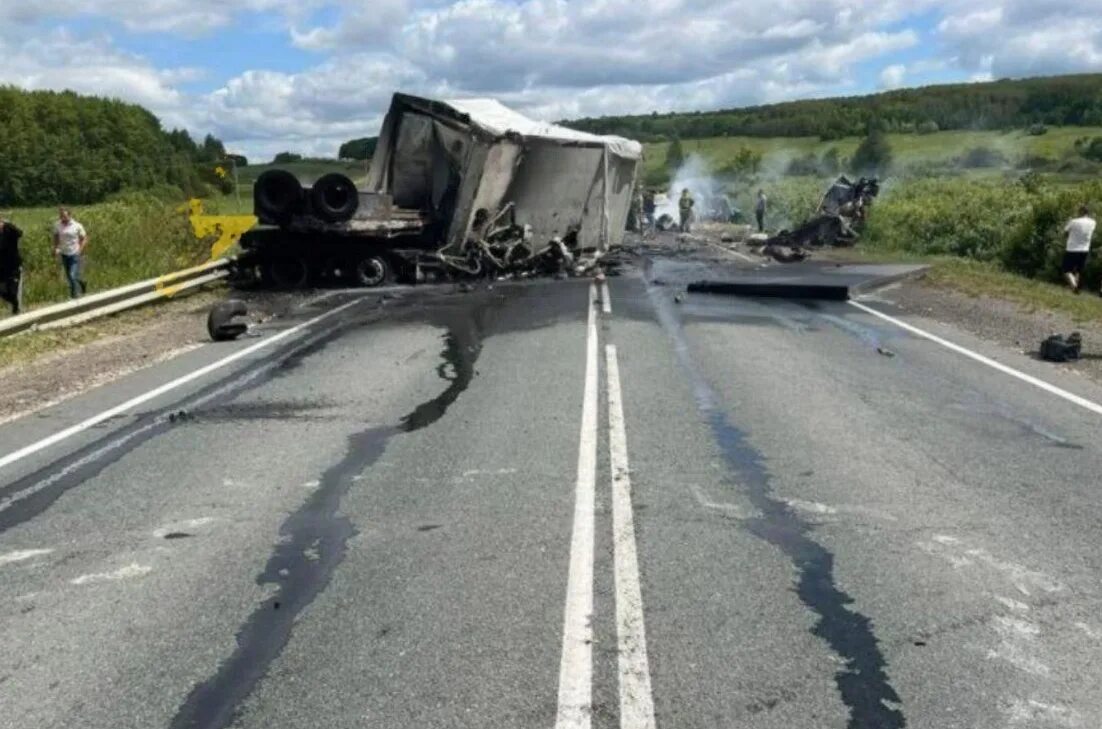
[208,299,250,341]
[761,176,881,260]
[1040,332,1082,362]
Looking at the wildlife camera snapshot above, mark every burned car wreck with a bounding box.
[754,176,881,262]
[239,93,643,287]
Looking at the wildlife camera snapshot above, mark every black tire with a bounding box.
[311,173,359,223]
[207,300,249,341]
[267,257,310,289]
[351,255,389,288]
[255,170,304,223]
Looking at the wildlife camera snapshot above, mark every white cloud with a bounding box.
[880,64,907,89]
[3,1,1102,160]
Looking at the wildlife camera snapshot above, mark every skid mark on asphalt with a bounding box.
[650,284,907,729]
[1008,698,1083,727]
[170,299,490,729]
[688,483,756,519]
[919,535,1065,596]
[0,548,53,567]
[782,498,899,523]
[71,562,152,585]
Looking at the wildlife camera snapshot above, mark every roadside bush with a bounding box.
[11,193,207,308]
[958,147,1008,169]
[863,179,1032,260]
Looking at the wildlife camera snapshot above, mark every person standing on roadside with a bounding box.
[1062,205,1096,294]
[679,188,695,233]
[0,212,23,315]
[643,189,657,234]
[755,189,768,233]
[53,208,88,299]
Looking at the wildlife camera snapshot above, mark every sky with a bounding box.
[1,1,1100,161]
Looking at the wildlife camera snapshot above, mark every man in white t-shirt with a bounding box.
[1063,206,1096,293]
[52,208,88,299]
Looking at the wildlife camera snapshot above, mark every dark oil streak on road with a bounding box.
[0,320,356,536]
[648,285,907,729]
[167,307,486,729]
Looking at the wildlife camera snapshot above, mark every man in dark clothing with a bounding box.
[755,189,768,233]
[0,212,23,315]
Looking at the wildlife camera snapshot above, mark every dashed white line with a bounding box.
[0,296,368,473]
[849,300,1102,417]
[600,281,612,315]
[555,282,600,729]
[605,344,657,729]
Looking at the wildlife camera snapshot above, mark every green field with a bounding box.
[235,160,368,185]
[3,194,211,313]
[642,126,1102,178]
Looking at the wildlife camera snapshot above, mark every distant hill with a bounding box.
[564,74,1102,142]
[0,86,230,206]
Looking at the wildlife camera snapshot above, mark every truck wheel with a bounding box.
[255,170,303,223]
[207,300,249,341]
[267,257,310,289]
[352,256,389,288]
[311,173,359,223]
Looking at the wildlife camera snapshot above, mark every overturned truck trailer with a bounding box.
[241,93,643,287]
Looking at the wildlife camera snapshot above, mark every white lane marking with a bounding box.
[600,281,612,315]
[849,300,1102,417]
[605,344,658,729]
[555,283,600,729]
[71,562,152,585]
[0,349,275,516]
[0,296,367,473]
[0,548,53,566]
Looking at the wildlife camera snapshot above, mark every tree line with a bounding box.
[0,86,237,207]
[565,74,1102,142]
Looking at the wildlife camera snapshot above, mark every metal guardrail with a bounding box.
[0,258,233,338]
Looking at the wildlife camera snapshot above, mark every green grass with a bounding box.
[2,193,213,315]
[236,160,369,185]
[643,126,1102,178]
[823,248,1102,323]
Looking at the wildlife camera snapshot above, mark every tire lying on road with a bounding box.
[255,170,304,223]
[351,254,390,288]
[311,173,359,223]
[207,300,249,341]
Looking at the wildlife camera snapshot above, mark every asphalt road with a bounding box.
[2,268,1102,728]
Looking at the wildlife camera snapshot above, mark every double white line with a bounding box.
[556,282,656,729]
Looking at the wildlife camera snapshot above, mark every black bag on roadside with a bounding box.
[1040,332,1082,362]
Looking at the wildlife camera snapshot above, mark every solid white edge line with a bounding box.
[849,299,1102,417]
[555,283,600,729]
[601,281,613,315]
[605,344,657,729]
[0,296,367,472]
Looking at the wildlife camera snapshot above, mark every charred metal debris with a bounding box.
[753,176,881,263]
[238,93,644,288]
